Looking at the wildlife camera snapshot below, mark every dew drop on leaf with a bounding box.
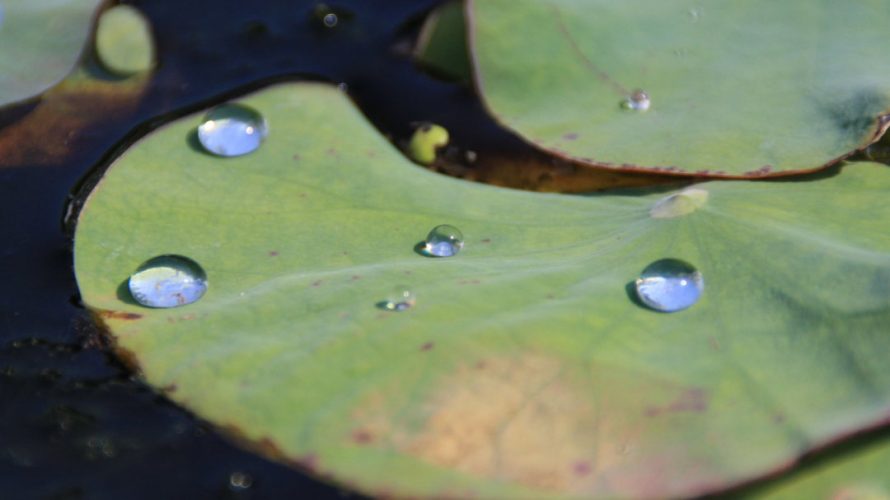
[622,89,651,111]
[197,104,268,157]
[128,255,207,308]
[422,224,464,257]
[381,286,416,311]
[635,258,703,312]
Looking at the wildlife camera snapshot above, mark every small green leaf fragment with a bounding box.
[415,1,472,81]
[96,5,155,76]
[408,122,449,165]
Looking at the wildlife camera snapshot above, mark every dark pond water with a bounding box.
[2,1,890,499]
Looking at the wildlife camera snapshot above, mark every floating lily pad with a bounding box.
[468,0,890,177]
[0,0,102,108]
[75,83,890,498]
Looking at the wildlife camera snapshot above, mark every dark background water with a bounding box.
[2,1,890,499]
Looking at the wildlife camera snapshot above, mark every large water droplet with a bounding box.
[381,286,416,311]
[622,89,651,111]
[635,259,703,312]
[197,104,268,157]
[128,255,207,308]
[422,224,464,257]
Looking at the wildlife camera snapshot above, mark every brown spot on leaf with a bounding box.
[268,250,279,257]
[350,275,361,281]
[573,461,592,476]
[458,279,481,285]
[352,429,374,445]
[96,310,143,321]
[292,153,301,161]
[744,165,774,176]
[420,342,435,352]
[350,354,722,497]
[562,133,579,141]
[646,388,709,417]
[311,280,323,287]
[480,238,491,244]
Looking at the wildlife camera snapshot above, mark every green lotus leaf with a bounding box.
[74,83,890,498]
[468,0,890,177]
[0,0,103,108]
[759,439,890,499]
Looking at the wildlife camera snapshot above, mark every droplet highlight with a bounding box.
[382,286,416,311]
[323,13,338,27]
[128,255,207,308]
[635,259,703,312]
[622,89,651,112]
[422,224,464,257]
[197,104,268,157]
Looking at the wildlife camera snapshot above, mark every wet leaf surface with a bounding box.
[469,0,890,177]
[75,83,890,498]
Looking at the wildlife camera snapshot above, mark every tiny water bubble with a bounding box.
[622,89,651,112]
[323,13,338,27]
[197,104,268,157]
[229,471,253,491]
[128,255,207,308]
[381,286,416,311]
[634,258,703,312]
[421,224,464,257]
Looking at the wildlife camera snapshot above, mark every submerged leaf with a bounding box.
[469,0,890,177]
[0,0,103,108]
[75,83,890,498]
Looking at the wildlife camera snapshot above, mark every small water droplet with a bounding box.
[381,286,416,311]
[688,7,702,22]
[229,471,253,491]
[635,259,703,312]
[128,255,207,308]
[323,12,338,27]
[197,104,268,157]
[622,89,651,111]
[422,224,464,257]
